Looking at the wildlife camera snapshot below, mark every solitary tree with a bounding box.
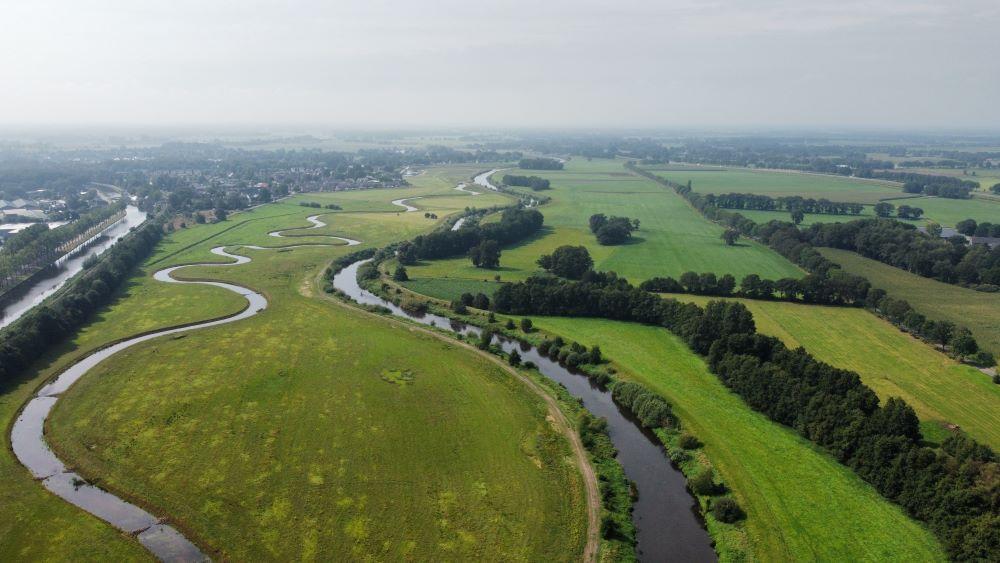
[520,318,533,332]
[721,229,740,246]
[874,202,894,217]
[790,208,805,225]
[508,349,522,366]
[538,245,593,279]
[926,222,943,238]
[469,239,501,268]
[393,265,409,281]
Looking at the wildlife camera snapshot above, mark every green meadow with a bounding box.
[668,294,1000,449]
[525,316,945,561]
[6,184,590,559]
[642,165,903,203]
[404,158,802,290]
[820,247,1000,358]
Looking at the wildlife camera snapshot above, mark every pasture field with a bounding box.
[641,165,903,203]
[820,247,1000,358]
[666,294,1000,449]
[404,158,802,290]
[7,184,589,559]
[893,195,1000,226]
[524,316,945,561]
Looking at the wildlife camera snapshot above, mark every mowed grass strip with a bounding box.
[406,158,803,283]
[666,294,1000,449]
[527,316,945,561]
[642,165,902,204]
[820,247,1000,358]
[37,190,586,560]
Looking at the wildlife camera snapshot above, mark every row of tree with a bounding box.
[502,174,551,191]
[956,219,1000,238]
[0,221,164,385]
[702,193,865,215]
[589,214,639,245]
[518,157,563,170]
[640,269,871,305]
[868,171,977,199]
[492,273,998,560]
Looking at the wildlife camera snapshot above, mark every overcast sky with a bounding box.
[1,0,997,130]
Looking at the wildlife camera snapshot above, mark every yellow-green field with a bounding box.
[667,294,1000,449]
[404,158,802,293]
[523,316,944,561]
[820,247,1000,358]
[4,182,590,559]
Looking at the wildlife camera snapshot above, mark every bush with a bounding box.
[520,318,533,332]
[711,498,745,523]
[689,469,717,496]
[678,433,701,450]
[505,319,515,330]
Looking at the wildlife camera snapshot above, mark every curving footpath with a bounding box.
[268,214,361,245]
[10,244,340,562]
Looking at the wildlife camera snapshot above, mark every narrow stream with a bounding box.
[333,260,716,562]
[10,246,288,562]
[1,206,148,330]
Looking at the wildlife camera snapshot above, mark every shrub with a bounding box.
[689,469,718,496]
[712,498,745,523]
[508,349,522,366]
[520,318,533,332]
[451,300,468,314]
[678,433,701,450]
[505,319,516,330]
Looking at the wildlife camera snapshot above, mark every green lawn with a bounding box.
[642,165,903,204]
[6,184,587,560]
[666,294,1000,449]
[527,316,945,562]
[820,247,1000,358]
[405,158,802,285]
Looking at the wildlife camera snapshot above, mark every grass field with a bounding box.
[6,183,589,559]
[666,294,1000,449]
[891,195,1000,226]
[525,316,945,561]
[404,158,802,290]
[820,248,1000,358]
[642,165,903,204]
[734,207,924,227]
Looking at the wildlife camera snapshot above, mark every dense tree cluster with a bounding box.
[703,193,865,216]
[502,174,550,191]
[589,213,639,245]
[537,245,594,279]
[493,274,999,560]
[518,157,564,170]
[611,381,676,429]
[405,207,543,260]
[867,172,977,199]
[0,221,163,384]
[792,219,1000,287]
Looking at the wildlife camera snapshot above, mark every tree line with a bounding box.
[703,193,865,216]
[502,174,551,191]
[957,219,1000,238]
[868,171,976,199]
[518,157,564,170]
[0,220,164,385]
[492,273,998,560]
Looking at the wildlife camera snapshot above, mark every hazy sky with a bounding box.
[1,0,998,129]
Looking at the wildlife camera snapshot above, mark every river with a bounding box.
[333,260,716,562]
[1,205,148,330]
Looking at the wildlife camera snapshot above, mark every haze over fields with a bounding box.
[1,0,998,129]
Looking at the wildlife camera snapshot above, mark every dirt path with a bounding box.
[306,267,601,563]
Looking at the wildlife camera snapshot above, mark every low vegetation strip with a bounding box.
[492,273,997,560]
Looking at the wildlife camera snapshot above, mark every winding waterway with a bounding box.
[268,214,361,245]
[1,205,148,330]
[9,244,337,562]
[332,260,716,562]
[390,197,422,212]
